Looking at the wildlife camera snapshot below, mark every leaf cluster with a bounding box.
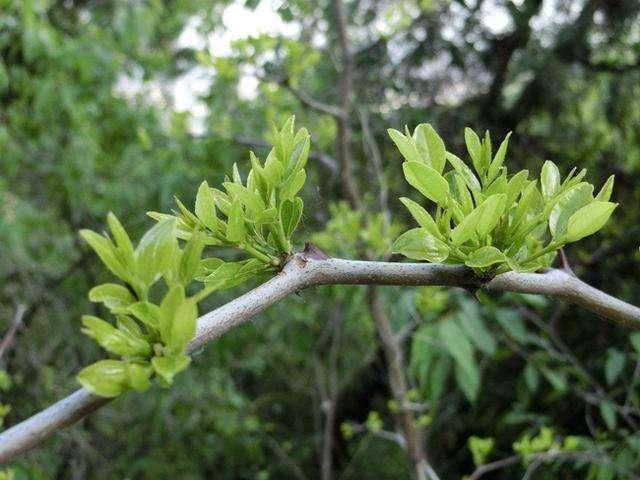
[76,117,307,397]
[149,116,308,269]
[390,125,617,275]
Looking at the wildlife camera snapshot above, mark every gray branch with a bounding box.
[1,254,639,463]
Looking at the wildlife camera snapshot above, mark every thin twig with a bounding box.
[0,304,27,361]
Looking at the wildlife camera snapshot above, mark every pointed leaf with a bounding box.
[595,175,615,202]
[225,199,246,243]
[565,201,617,242]
[195,181,218,230]
[77,360,128,397]
[402,161,450,205]
[393,228,449,262]
[152,354,191,385]
[465,246,506,269]
[388,128,421,164]
[541,160,560,199]
[414,124,446,173]
[89,283,136,312]
[399,197,440,237]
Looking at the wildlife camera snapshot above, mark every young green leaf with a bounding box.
[159,285,198,354]
[225,199,246,243]
[81,315,150,357]
[88,283,136,312]
[595,175,615,202]
[540,160,560,199]
[413,123,446,173]
[487,132,511,182]
[446,152,481,191]
[399,197,441,237]
[126,362,152,392]
[465,246,506,269]
[77,360,129,397]
[152,354,191,385]
[80,230,131,282]
[135,218,178,286]
[402,161,450,205]
[393,228,449,262]
[280,197,303,239]
[565,201,617,242]
[464,128,483,175]
[107,213,134,266]
[127,302,161,330]
[548,183,593,238]
[388,128,421,164]
[474,194,506,237]
[195,181,218,230]
[179,231,206,286]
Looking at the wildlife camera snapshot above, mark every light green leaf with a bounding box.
[179,231,206,285]
[388,128,421,164]
[595,175,614,202]
[464,127,483,175]
[223,182,265,214]
[446,152,481,191]
[77,360,128,397]
[465,246,506,269]
[126,362,152,392]
[280,169,306,200]
[225,199,246,243]
[541,160,560,199]
[399,197,440,237]
[505,170,529,209]
[159,285,198,354]
[475,194,506,237]
[565,201,617,242]
[548,183,593,238]
[80,229,131,282]
[487,132,511,182]
[413,123,446,173]
[81,315,150,357]
[451,194,506,245]
[195,181,218,230]
[402,161,450,205]
[127,302,161,330]
[393,228,449,262]
[107,213,134,266]
[88,283,135,312]
[281,197,303,238]
[152,354,191,385]
[135,218,178,286]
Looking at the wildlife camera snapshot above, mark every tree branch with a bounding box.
[1,253,639,463]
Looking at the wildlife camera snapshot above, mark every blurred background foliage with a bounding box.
[1,0,640,478]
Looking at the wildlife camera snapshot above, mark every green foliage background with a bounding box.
[1,0,640,478]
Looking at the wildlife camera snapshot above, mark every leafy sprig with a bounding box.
[77,117,308,397]
[390,124,617,275]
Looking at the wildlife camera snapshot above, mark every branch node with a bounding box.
[303,242,330,260]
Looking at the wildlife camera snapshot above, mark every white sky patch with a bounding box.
[114,0,300,133]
